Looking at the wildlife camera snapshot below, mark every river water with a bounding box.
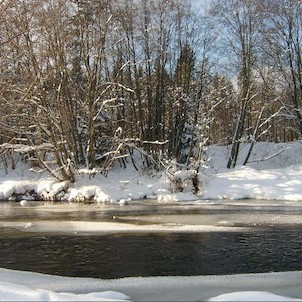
[0,199,302,279]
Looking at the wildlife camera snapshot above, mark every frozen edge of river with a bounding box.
[0,268,301,301]
[0,220,255,234]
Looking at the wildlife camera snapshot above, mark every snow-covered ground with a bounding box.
[1,141,302,203]
[0,268,301,301]
[1,141,302,301]
[202,141,302,201]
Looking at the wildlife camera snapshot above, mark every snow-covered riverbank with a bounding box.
[0,268,301,301]
[1,141,302,203]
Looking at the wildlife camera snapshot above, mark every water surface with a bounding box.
[0,200,301,278]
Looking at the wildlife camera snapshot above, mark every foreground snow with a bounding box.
[209,291,302,301]
[0,281,129,301]
[0,268,301,301]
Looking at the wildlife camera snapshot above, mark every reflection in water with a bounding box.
[0,228,301,279]
[0,201,169,223]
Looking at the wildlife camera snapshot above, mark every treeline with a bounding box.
[0,0,302,181]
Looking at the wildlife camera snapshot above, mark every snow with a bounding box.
[201,141,302,200]
[0,280,129,301]
[202,164,302,200]
[209,291,302,301]
[1,141,302,301]
[158,192,198,202]
[2,141,302,203]
[0,268,301,301]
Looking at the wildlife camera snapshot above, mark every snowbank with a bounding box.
[209,291,302,301]
[0,268,301,301]
[0,179,70,201]
[201,164,302,200]
[1,141,302,203]
[0,281,129,301]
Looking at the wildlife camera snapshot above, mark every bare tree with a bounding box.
[262,0,302,139]
[210,0,262,168]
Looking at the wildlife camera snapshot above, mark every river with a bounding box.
[0,199,302,279]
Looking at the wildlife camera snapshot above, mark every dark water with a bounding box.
[0,226,301,279]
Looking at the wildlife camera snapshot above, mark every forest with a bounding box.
[1,0,302,183]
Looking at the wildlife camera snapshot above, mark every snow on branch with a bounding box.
[258,106,285,129]
[93,98,117,121]
[248,147,292,163]
[0,143,54,153]
[124,138,169,145]
[96,150,129,161]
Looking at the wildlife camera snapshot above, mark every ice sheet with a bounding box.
[0,220,253,234]
[115,212,302,227]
